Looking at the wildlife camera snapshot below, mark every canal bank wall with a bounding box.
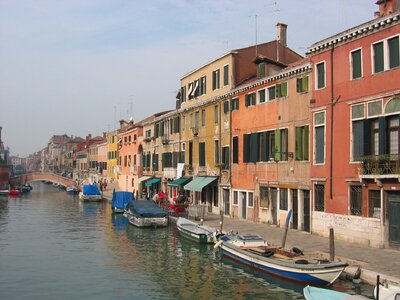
[102,187,400,287]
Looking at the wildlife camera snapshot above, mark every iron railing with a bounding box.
[359,154,400,175]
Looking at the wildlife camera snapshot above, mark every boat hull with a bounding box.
[126,213,168,228]
[176,217,216,244]
[79,192,103,202]
[219,241,346,286]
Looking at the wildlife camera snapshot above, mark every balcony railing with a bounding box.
[359,154,400,176]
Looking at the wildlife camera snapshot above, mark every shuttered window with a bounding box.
[268,86,276,100]
[276,82,287,97]
[274,129,281,161]
[245,93,256,107]
[295,125,309,161]
[314,112,325,164]
[223,101,230,113]
[388,36,400,69]
[316,62,325,89]
[258,89,266,103]
[243,134,250,163]
[223,65,229,86]
[258,62,266,78]
[214,140,219,165]
[232,136,238,164]
[373,42,384,73]
[199,142,206,167]
[296,76,309,93]
[351,49,362,79]
[152,153,158,171]
[222,146,229,169]
[250,133,259,163]
[231,98,239,111]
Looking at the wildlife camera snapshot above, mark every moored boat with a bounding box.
[176,217,218,244]
[112,191,133,213]
[215,233,348,286]
[374,282,400,300]
[124,200,168,228]
[303,285,369,300]
[66,186,79,194]
[8,189,20,196]
[79,184,103,202]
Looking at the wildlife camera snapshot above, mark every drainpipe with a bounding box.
[329,46,334,200]
[219,101,222,212]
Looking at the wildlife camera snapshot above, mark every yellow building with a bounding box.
[106,130,118,183]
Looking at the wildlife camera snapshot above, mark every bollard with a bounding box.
[329,227,335,261]
[219,211,224,232]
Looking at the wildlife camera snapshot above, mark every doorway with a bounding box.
[303,190,311,232]
[271,188,277,225]
[387,191,400,245]
[292,189,298,230]
[240,191,247,219]
[223,189,230,215]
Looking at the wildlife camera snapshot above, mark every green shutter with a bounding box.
[275,129,281,161]
[374,42,384,73]
[276,84,281,97]
[199,143,205,166]
[315,127,325,163]
[281,82,287,97]
[353,121,363,161]
[233,136,238,163]
[224,101,229,113]
[296,78,301,93]
[243,134,250,163]
[389,36,399,69]
[317,63,325,88]
[303,76,309,92]
[304,126,309,160]
[259,132,267,161]
[250,133,259,163]
[352,50,362,79]
[295,127,302,160]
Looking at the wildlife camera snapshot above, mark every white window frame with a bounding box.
[313,110,326,165]
[315,61,326,90]
[267,85,276,101]
[349,47,363,80]
[257,88,266,104]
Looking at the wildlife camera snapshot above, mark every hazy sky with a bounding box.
[0,0,377,157]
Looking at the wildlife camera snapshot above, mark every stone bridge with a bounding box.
[10,172,77,188]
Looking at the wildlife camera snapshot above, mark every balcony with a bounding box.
[359,154,400,178]
[163,167,176,179]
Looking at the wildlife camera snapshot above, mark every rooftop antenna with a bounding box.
[249,14,258,56]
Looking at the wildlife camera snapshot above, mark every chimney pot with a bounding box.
[276,22,288,47]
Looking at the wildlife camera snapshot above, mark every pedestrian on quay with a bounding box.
[103,179,107,190]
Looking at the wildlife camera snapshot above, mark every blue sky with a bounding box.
[0,0,377,157]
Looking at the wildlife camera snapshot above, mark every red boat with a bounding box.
[8,189,20,196]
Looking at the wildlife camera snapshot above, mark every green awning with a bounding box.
[145,178,160,187]
[183,176,218,192]
[168,177,192,187]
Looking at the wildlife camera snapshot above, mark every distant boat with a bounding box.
[303,285,368,300]
[176,217,217,244]
[124,200,168,228]
[0,190,9,196]
[112,191,133,213]
[66,186,79,194]
[8,189,20,196]
[215,233,348,286]
[79,184,103,202]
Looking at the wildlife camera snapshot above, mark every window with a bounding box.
[267,86,276,101]
[152,153,158,171]
[233,191,238,205]
[199,142,206,167]
[373,41,384,73]
[214,105,219,124]
[181,86,186,102]
[260,186,269,208]
[296,76,309,93]
[212,69,220,90]
[182,115,185,131]
[193,79,199,97]
[276,82,288,97]
[258,89,266,103]
[258,62,266,78]
[274,128,288,162]
[280,188,288,210]
[214,140,219,165]
[316,62,325,89]
[200,76,206,95]
[223,100,230,113]
[222,146,229,169]
[194,111,199,131]
[145,129,151,138]
[223,65,229,86]
[201,109,206,127]
[248,192,254,207]
[388,36,399,69]
[232,136,238,163]
[368,190,381,218]
[350,185,362,216]
[295,125,309,161]
[314,111,325,164]
[231,98,239,111]
[188,82,194,100]
[351,49,362,79]
[245,92,256,107]
[162,152,172,169]
[314,184,325,212]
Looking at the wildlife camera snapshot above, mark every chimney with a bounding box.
[375,0,399,17]
[276,23,287,47]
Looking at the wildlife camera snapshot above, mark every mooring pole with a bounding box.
[281,209,292,248]
[219,210,224,232]
[329,227,335,261]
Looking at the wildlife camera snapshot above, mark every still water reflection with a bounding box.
[0,182,373,299]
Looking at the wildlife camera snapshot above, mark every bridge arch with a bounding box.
[10,172,77,188]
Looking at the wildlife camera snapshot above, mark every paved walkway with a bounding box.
[102,187,399,286]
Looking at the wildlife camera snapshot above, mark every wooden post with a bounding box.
[281,209,292,248]
[376,275,380,300]
[219,210,224,232]
[329,227,335,261]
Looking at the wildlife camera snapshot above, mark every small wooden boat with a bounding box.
[374,282,400,300]
[124,200,168,228]
[176,217,217,244]
[8,189,20,196]
[112,191,133,213]
[303,285,369,300]
[0,190,9,196]
[79,184,103,202]
[215,233,348,286]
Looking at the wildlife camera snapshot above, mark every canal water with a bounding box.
[0,182,374,299]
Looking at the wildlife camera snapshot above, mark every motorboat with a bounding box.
[124,200,168,228]
[79,184,103,202]
[176,217,217,244]
[112,191,134,213]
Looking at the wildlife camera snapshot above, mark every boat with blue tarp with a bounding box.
[112,191,134,213]
[79,184,103,202]
[124,200,168,227]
